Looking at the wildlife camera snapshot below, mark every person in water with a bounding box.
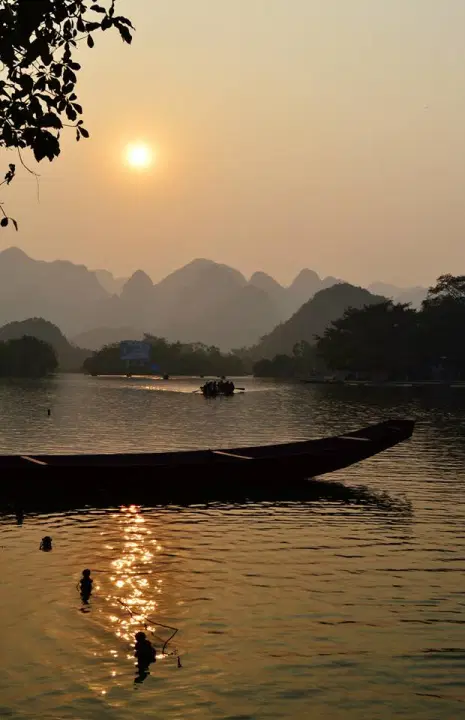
[80,569,93,601]
[135,631,156,667]
[40,536,52,551]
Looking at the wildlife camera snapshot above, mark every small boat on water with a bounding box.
[201,379,236,398]
[0,419,414,510]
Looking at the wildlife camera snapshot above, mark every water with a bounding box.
[0,375,465,719]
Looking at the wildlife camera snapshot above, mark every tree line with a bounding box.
[254,275,465,382]
[83,336,247,376]
[0,335,58,377]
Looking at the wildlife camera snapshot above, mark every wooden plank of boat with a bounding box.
[337,436,371,442]
[212,450,253,460]
[20,455,48,466]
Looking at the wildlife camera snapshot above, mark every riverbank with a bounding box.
[303,379,465,388]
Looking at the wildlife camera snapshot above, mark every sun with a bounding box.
[125,143,153,170]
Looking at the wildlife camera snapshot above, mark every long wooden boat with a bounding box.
[0,419,414,510]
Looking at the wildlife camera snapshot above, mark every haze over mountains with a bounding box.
[0,247,427,351]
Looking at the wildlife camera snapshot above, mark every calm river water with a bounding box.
[0,375,464,719]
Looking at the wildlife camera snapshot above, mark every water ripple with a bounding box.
[0,377,464,718]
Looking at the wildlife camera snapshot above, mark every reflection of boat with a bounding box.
[1,420,414,509]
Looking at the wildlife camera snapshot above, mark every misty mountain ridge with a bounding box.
[250,284,386,360]
[0,247,427,350]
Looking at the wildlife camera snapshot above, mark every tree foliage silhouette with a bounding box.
[0,0,133,228]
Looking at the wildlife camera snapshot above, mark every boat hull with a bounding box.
[0,419,414,510]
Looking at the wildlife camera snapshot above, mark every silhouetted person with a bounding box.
[40,536,52,551]
[134,631,156,683]
[80,569,93,603]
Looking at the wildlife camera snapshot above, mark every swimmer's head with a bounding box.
[82,569,91,578]
[135,632,146,642]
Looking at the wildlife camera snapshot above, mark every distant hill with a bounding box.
[72,326,144,351]
[250,283,386,359]
[150,259,282,348]
[94,269,128,295]
[0,247,109,336]
[0,318,90,371]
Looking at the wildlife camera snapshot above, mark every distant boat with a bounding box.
[1,420,414,510]
[201,380,236,398]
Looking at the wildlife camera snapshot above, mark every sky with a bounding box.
[3,0,465,287]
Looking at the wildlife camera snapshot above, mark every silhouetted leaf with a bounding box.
[39,113,63,129]
[19,75,34,93]
[34,75,47,92]
[47,77,61,93]
[87,34,95,48]
[32,130,60,162]
[115,16,134,27]
[91,5,107,13]
[65,104,77,121]
[117,25,132,44]
[79,127,90,138]
[0,218,8,227]
[63,67,77,85]
[12,219,18,232]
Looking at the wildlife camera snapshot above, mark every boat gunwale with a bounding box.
[0,419,415,468]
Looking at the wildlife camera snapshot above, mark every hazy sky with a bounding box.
[4,0,465,286]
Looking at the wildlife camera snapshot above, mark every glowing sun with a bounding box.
[125,142,153,170]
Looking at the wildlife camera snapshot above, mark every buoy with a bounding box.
[47,408,51,416]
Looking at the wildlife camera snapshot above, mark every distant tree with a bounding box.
[0,0,133,228]
[291,340,318,376]
[0,335,58,376]
[316,301,419,379]
[0,317,90,370]
[424,274,465,305]
[83,337,246,377]
[253,353,297,378]
[420,275,465,374]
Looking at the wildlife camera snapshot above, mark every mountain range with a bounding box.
[0,247,428,350]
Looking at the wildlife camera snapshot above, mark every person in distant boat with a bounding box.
[204,380,217,397]
[40,536,52,551]
[80,569,93,602]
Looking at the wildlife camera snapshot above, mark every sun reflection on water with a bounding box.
[101,505,172,661]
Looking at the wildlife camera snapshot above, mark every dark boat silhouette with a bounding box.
[0,420,414,510]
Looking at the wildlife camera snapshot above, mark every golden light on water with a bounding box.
[100,505,172,670]
[124,142,153,170]
[88,505,180,696]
